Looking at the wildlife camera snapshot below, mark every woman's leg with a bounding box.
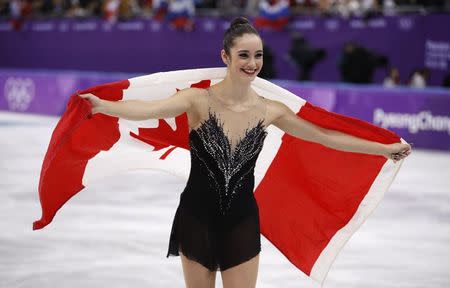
[180,252,217,288]
[220,254,259,288]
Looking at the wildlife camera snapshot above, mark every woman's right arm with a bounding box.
[78,88,198,121]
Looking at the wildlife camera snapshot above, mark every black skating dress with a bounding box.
[167,87,268,271]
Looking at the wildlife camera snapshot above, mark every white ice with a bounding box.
[0,111,449,288]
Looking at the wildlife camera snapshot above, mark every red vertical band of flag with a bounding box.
[255,102,400,276]
[33,80,129,230]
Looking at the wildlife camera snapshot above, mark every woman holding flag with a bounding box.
[74,17,410,288]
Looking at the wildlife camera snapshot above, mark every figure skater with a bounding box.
[79,17,411,288]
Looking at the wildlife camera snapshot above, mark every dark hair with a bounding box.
[223,17,260,55]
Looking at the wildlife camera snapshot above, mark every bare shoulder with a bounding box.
[174,87,208,128]
[263,97,294,125]
[169,87,207,110]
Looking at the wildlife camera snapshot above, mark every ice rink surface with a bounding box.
[1,111,449,288]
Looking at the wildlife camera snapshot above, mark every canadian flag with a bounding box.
[33,68,405,284]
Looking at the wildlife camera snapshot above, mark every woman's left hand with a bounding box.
[383,142,412,163]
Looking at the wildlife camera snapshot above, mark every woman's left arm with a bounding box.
[267,100,411,162]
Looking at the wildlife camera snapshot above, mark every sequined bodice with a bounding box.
[181,88,267,220]
[167,88,267,269]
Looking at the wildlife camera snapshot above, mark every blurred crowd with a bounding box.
[296,0,450,16]
[1,0,449,32]
[1,0,449,87]
[0,0,449,21]
[284,34,450,88]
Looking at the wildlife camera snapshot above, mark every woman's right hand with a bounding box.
[76,87,197,121]
[78,93,104,115]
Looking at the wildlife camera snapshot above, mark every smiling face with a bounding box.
[221,33,264,83]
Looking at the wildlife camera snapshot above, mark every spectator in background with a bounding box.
[103,0,139,22]
[296,0,324,13]
[32,0,101,18]
[103,0,120,22]
[443,73,450,88]
[317,0,333,14]
[258,44,277,79]
[65,0,92,17]
[9,0,32,30]
[0,1,8,16]
[397,0,447,9]
[295,0,320,8]
[218,0,247,15]
[118,0,140,20]
[195,0,217,9]
[338,42,388,84]
[383,67,401,87]
[288,32,326,81]
[254,0,290,30]
[409,68,429,88]
[153,0,169,21]
[38,0,66,17]
[139,0,153,18]
[335,0,380,18]
[382,0,396,13]
[165,0,195,31]
[244,0,260,15]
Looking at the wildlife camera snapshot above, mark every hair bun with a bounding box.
[223,16,259,54]
[230,17,250,29]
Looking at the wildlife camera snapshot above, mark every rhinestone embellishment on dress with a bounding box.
[189,111,267,215]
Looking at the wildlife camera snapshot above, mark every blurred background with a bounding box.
[1,0,450,86]
[1,1,449,288]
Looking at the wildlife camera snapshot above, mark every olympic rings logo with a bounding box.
[398,18,414,30]
[4,77,35,112]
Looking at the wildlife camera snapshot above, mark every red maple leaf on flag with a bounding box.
[129,80,211,159]
[129,113,190,159]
